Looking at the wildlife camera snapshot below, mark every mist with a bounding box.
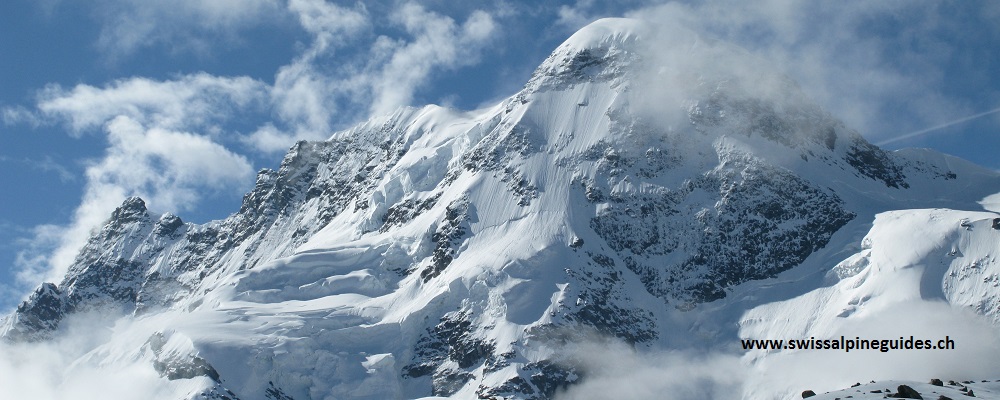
[0,311,198,400]
[533,329,745,400]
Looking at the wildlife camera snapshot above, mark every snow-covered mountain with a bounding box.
[4,18,1000,400]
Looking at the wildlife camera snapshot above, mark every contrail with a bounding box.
[876,106,1000,146]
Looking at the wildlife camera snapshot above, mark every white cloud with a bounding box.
[1,105,42,127]
[91,0,285,59]
[246,0,372,153]
[547,295,1000,400]
[245,2,497,153]
[15,223,72,287]
[22,116,253,284]
[0,310,198,400]
[625,1,996,144]
[548,335,746,400]
[368,3,496,116]
[258,58,349,152]
[20,1,503,155]
[36,74,268,135]
[287,0,369,53]
[92,116,254,210]
[555,0,598,31]
[244,123,299,154]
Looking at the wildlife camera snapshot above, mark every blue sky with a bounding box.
[1,0,999,312]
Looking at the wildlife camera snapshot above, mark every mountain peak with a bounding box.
[110,196,148,223]
[120,195,146,210]
[523,18,647,94]
[559,18,648,53]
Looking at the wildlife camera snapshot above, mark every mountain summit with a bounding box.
[4,18,1000,399]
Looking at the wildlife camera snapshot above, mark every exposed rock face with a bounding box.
[892,384,923,399]
[1,283,67,342]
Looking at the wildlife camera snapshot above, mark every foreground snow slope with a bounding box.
[743,209,1000,341]
[740,209,1000,399]
[814,380,1000,400]
[4,18,1000,400]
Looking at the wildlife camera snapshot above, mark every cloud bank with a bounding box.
[0,310,202,400]
[627,1,1000,145]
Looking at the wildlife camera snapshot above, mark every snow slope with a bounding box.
[813,380,1000,400]
[4,18,1000,400]
[739,209,1000,399]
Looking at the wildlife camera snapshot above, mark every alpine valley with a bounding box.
[5,18,1000,400]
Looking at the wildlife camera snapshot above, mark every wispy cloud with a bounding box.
[287,0,370,52]
[627,1,1000,145]
[34,73,269,135]
[0,310,195,400]
[22,1,502,155]
[90,0,285,60]
[254,0,371,152]
[0,155,75,183]
[35,156,76,183]
[368,2,496,116]
[246,1,497,153]
[558,347,745,400]
[536,330,746,400]
[555,0,599,31]
[1,105,42,128]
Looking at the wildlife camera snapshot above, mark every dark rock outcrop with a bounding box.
[891,384,923,399]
